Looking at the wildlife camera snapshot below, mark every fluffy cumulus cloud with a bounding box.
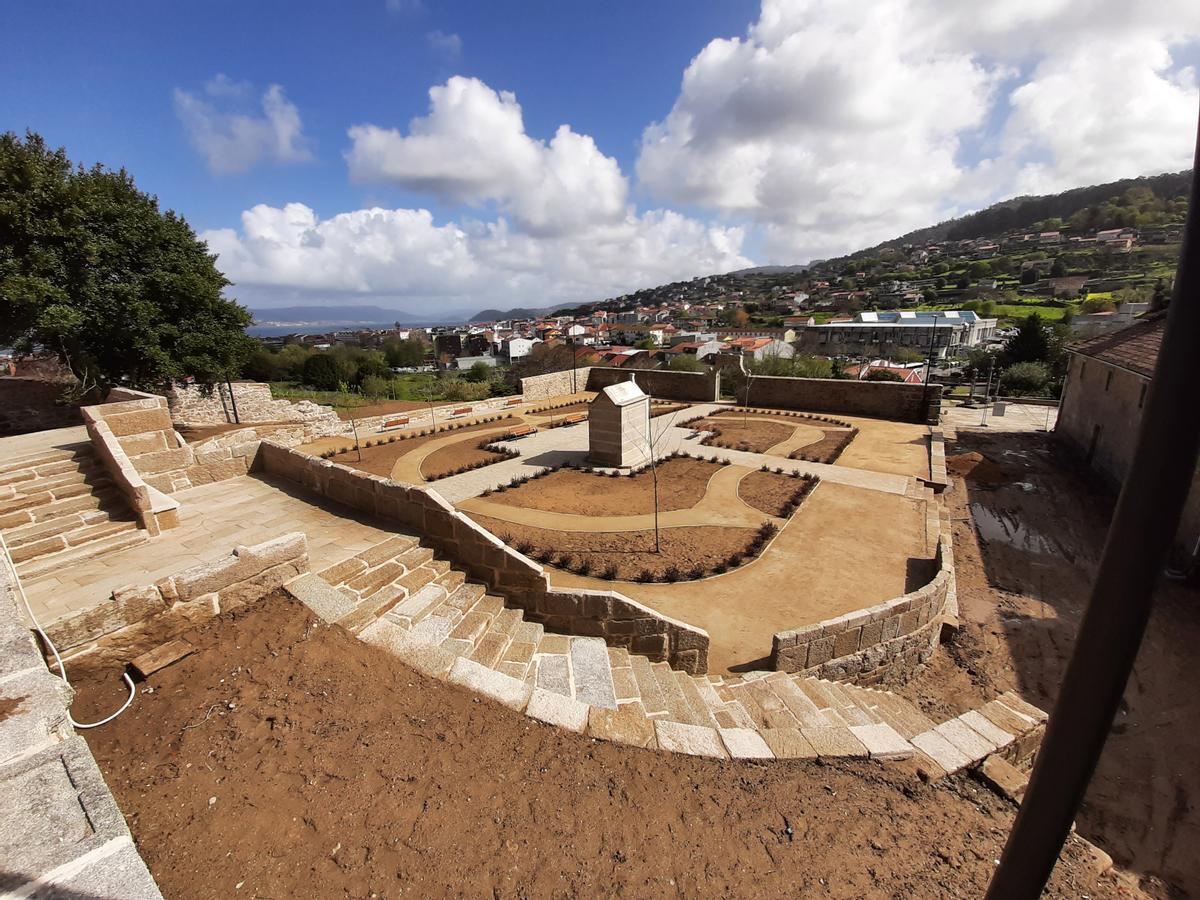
[346,76,628,236]
[203,203,750,314]
[174,76,312,175]
[637,0,1200,262]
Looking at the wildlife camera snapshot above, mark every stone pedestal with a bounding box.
[588,381,651,468]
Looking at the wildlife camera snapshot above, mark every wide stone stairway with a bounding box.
[0,445,148,581]
[286,537,1045,775]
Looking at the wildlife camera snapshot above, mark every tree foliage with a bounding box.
[999,361,1051,396]
[0,131,253,389]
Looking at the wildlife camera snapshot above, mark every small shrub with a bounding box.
[558,554,575,569]
[728,553,744,567]
[688,565,705,580]
[664,565,681,583]
[600,564,619,580]
[576,559,592,576]
[636,568,653,583]
[712,562,728,575]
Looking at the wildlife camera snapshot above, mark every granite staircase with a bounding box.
[286,537,1045,775]
[0,446,149,582]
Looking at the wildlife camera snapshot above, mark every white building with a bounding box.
[795,310,999,360]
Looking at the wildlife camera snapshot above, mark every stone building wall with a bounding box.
[255,442,710,672]
[738,375,941,424]
[770,534,953,685]
[585,367,719,402]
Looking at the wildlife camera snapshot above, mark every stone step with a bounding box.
[651,661,702,725]
[17,529,150,581]
[8,518,138,565]
[0,448,84,476]
[628,653,668,717]
[3,508,116,547]
[8,467,102,498]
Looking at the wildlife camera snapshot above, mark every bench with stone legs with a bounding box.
[285,537,1045,769]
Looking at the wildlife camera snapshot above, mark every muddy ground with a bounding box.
[75,595,1133,900]
[890,431,1199,897]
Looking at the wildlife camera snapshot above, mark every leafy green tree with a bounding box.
[1050,257,1067,277]
[242,347,282,382]
[967,261,992,278]
[1000,361,1050,396]
[1019,268,1039,285]
[301,353,342,391]
[666,353,704,372]
[1000,313,1050,367]
[461,361,493,383]
[922,287,938,304]
[360,375,393,398]
[0,131,252,390]
[978,300,996,318]
[383,337,427,368]
[866,368,904,382]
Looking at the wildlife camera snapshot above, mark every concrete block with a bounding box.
[447,657,532,711]
[934,718,996,764]
[653,720,728,759]
[960,709,1014,746]
[526,687,590,732]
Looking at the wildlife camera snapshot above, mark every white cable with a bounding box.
[1,533,135,729]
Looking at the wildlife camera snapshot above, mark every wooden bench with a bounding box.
[449,406,473,418]
[505,424,537,439]
[562,413,587,425]
[504,397,523,407]
[379,416,410,432]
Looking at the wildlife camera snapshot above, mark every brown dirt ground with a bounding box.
[698,417,795,453]
[887,431,1200,897]
[737,469,811,516]
[420,435,510,481]
[331,419,520,478]
[790,429,856,464]
[72,595,1131,900]
[528,400,591,418]
[486,457,724,516]
[335,398,433,420]
[471,514,759,580]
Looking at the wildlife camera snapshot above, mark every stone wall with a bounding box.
[770,534,953,684]
[520,367,594,401]
[585,367,719,403]
[255,442,711,672]
[165,381,345,439]
[351,394,525,437]
[738,375,941,424]
[0,542,163,897]
[43,533,309,660]
[81,402,178,535]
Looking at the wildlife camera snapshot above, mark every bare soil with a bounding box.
[420,435,511,481]
[698,417,794,453]
[789,429,857,464]
[486,457,724,516]
[470,513,760,581]
[72,595,1130,900]
[888,431,1199,897]
[331,418,519,478]
[737,469,812,516]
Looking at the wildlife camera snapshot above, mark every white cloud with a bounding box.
[174,77,312,175]
[426,29,462,61]
[203,203,751,315]
[637,0,1200,263]
[346,76,628,236]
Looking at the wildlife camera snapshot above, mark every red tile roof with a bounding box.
[1068,313,1165,378]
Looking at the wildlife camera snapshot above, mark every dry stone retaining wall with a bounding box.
[42,533,309,659]
[520,367,594,401]
[255,441,710,672]
[739,375,941,424]
[586,367,719,403]
[770,534,953,684]
[165,382,345,439]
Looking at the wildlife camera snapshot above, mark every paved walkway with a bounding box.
[457,463,768,532]
[943,401,1058,433]
[22,474,395,624]
[387,422,519,483]
[0,425,89,458]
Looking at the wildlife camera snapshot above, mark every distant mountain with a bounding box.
[250,305,431,327]
[469,301,579,322]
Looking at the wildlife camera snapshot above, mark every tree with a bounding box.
[667,353,704,372]
[1050,257,1067,278]
[1151,278,1170,311]
[242,347,282,382]
[967,261,992,278]
[462,361,493,383]
[0,131,252,390]
[1000,313,1050,367]
[634,336,657,350]
[999,361,1050,396]
[889,347,926,365]
[301,353,342,391]
[922,287,938,304]
[1019,268,1039,285]
[383,337,426,368]
[360,375,393,398]
[866,368,904,382]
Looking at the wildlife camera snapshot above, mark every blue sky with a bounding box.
[4,1,1198,317]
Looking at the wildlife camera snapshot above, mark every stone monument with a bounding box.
[588,380,651,467]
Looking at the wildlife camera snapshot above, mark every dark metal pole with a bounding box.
[985,114,1200,898]
[225,377,241,424]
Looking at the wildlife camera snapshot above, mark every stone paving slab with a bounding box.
[526,687,590,732]
[720,727,775,760]
[653,720,728,759]
[848,722,914,760]
[759,727,818,759]
[912,729,973,773]
[569,637,618,709]
[587,702,657,748]
[935,717,998,763]
[447,657,532,711]
[284,573,357,623]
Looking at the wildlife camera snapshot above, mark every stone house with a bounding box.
[1057,314,1200,569]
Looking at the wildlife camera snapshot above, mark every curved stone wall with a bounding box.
[769,533,953,685]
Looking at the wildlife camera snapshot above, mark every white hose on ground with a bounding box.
[0,533,135,729]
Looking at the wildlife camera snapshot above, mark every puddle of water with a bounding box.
[970,502,1058,555]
